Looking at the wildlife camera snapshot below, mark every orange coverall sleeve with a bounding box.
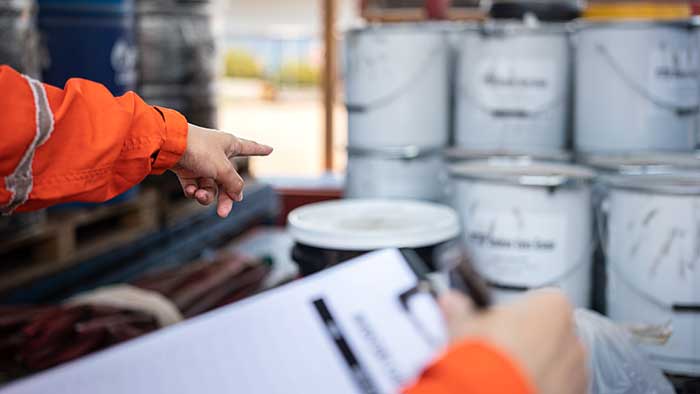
[0,65,188,213]
[403,340,535,394]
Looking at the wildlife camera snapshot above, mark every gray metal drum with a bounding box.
[574,21,700,153]
[0,0,40,77]
[454,21,571,152]
[139,83,218,129]
[600,173,700,376]
[449,161,595,308]
[136,2,215,86]
[344,24,451,149]
[581,152,700,174]
[345,146,448,202]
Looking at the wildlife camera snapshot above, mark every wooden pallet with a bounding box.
[162,197,212,226]
[0,190,159,293]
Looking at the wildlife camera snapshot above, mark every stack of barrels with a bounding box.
[343,23,451,202]
[574,1,700,381]
[343,0,700,380]
[135,0,217,128]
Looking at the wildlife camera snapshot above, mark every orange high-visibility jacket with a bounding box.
[0,65,533,394]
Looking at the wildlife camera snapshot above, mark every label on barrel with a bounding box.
[473,59,558,114]
[649,45,700,105]
[464,209,568,286]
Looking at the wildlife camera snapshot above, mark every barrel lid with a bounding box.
[136,1,209,15]
[445,147,571,163]
[346,21,462,36]
[450,160,594,187]
[580,153,700,175]
[38,0,133,9]
[467,18,570,36]
[601,172,700,195]
[583,2,691,21]
[489,0,583,22]
[347,145,441,160]
[287,199,460,251]
[572,18,695,32]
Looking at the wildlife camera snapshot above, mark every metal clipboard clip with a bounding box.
[397,246,492,347]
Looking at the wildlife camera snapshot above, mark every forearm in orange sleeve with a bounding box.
[403,340,535,394]
[0,65,188,213]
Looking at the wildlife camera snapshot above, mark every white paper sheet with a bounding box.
[1,249,447,394]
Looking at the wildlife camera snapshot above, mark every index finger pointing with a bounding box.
[231,137,273,157]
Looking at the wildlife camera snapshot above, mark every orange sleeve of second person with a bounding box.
[0,65,188,213]
[404,340,535,394]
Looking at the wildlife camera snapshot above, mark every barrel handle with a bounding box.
[441,161,454,205]
[595,43,700,116]
[594,187,610,260]
[344,41,446,113]
[607,256,696,313]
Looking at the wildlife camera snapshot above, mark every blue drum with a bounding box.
[38,0,136,94]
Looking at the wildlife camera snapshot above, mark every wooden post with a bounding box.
[322,0,337,172]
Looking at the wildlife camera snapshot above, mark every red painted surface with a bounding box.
[275,188,342,225]
[425,0,451,19]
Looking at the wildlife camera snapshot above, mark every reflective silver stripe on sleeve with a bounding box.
[1,76,55,215]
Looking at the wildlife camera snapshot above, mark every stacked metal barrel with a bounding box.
[38,0,137,95]
[343,23,452,202]
[136,0,217,128]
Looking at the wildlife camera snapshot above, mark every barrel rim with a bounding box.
[287,199,460,251]
[136,2,210,16]
[345,21,466,36]
[474,18,571,35]
[347,145,442,160]
[37,1,134,14]
[445,147,572,163]
[449,160,595,188]
[578,152,700,174]
[600,172,700,196]
[571,18,696,32]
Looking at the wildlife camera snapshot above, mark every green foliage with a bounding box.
[224,49,263,79]
[275,61,320,86]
